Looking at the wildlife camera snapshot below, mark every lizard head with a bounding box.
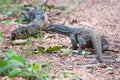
[43,24,70,35]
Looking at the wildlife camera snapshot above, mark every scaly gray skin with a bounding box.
[43,24,109,63]
[11,8,48,40]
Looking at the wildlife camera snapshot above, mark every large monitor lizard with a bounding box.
[43,24,109,63]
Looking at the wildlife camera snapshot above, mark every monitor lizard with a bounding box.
[43,24,109,63]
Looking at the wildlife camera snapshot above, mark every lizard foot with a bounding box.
[78,50,82,55]
[69,46,77,50]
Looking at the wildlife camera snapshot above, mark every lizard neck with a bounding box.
[54,26,73,36]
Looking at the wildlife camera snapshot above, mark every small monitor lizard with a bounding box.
[43,24,109,63]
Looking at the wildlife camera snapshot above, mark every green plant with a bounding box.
[36,45,62,54]
[46,45,62,53]
[63,48,70,55]
[0,0,25,25]
[0,0,24,15]
[0,49,51,79]
[15,17,21,23]
[34,31,44,39]
[1,20,11,25]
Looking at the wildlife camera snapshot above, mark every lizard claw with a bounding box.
[78,50,82,55]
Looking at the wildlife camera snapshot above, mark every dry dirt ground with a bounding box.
[0,0,120,80]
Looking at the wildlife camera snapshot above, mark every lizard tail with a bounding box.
[91,31,104,63]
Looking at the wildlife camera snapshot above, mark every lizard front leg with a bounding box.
[69,34,77,50]
[77,36,87,54]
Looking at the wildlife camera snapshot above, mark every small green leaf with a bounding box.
[3,10,13,16]
[9,55,26,66]
[0,31,2,37]
[26,67,32,72]
[5,49,17,59]
[52,45,62,51]
[15,17,21,23]
[64,72,70,78]
[37,47,45,53]
[9,68,21,78]
[0,60,9,73]
[18,3,24,8]
[22,71,37,77]
[46,45,62,53]
[25,14,30,20]
[46,47,52,53]
[40,71,49,80]
[32,62,41,72]
[63,48,70,55]
[2,20,11,24]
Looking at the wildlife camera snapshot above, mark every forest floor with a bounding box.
[0,0,120,80]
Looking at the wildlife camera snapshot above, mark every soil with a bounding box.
[0,0,120,80]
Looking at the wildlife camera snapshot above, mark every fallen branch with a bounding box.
[11,7,48,40]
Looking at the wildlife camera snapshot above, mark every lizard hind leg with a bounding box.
[102,44,109,53]
[102,38,109,53]
[69,34,78,50]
